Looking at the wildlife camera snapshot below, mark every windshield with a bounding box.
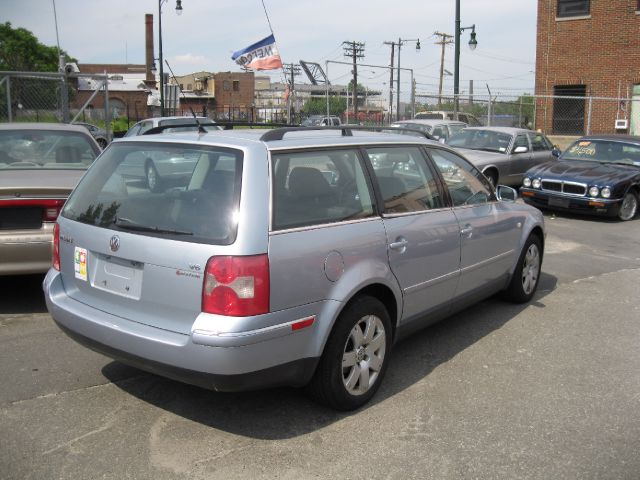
[414,113,443,120]
[0,129,99,170]
[62,142,243,245]
[447,129,512,153]
[561,139,640,166]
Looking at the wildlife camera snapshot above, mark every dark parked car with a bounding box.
[447,127,560,187]
[73,122,108,148]
[521,135,640,221]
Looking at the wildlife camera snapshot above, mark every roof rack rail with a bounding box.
[259,125,435,142]
[215,121,296,130]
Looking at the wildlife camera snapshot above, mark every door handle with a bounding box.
[389,238,408,251]
[460,225,473,237]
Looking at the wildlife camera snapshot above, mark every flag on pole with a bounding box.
[231,34,283,71]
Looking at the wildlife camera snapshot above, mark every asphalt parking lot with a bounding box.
[1,210,640,480]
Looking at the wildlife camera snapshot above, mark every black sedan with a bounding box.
[521,135,640,221]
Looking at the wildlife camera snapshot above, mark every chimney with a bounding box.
[145,13,155,87]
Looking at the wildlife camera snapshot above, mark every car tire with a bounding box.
[618,192,638,221]
[145,161,162,192]
[308,296,392,411]
[502,234,542,304]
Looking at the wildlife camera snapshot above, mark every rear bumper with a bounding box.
[520,189,621,217]
[44,269,325,391]
[0,228,53,275]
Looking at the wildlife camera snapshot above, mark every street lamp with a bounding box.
[453,0,478,115]
[396,38,420,121]
[158,0,183,117]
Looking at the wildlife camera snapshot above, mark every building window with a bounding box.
[557,0,590,18]
[552,85,586,134]
[233,81,240,92]
[187,83,192,90]
[223,80,231,91]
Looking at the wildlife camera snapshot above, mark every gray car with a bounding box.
[447,127,560,187]
[391,119,467,143]
[44,126,545,410]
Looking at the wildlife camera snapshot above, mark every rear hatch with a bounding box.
[57,140,245,334]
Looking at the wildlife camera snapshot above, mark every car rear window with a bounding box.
[0,129,98,169]
[62,142,243,245]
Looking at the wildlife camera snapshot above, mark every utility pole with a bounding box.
[283,63,301,123]
[434,31,453,107]
[343,41,365,122]
[387,38,419,121]
[383,41,396,123]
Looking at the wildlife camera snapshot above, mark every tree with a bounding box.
[301,96,346,117]
[0,22,72,71]
[0,22,76,117]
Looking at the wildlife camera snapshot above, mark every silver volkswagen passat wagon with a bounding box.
[44,126,545,410]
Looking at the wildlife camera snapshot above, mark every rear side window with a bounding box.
[365,146,443,213]
[62,142,243,245]
[271,149,374,230]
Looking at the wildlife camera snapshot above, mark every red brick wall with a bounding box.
[213,72,255,109]
[535,0,640,134]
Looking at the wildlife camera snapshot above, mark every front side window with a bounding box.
[428,148,493,207]
[527,132,552,151]
[62,142,243,245]
[271,149,374,230]
[557,0,590,17]
[365,146,443,214]
[513,134,529,151]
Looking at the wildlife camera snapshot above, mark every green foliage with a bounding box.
[111,116,132,134]
[0,22,74,71]
[301,96,346,116]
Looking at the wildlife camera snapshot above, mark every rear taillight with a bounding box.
[202,255,270,316]
[53,223,60,271]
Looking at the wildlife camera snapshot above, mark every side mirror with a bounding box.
[552,148,561,158]
[496,185,517,202]
[513,146,529,154]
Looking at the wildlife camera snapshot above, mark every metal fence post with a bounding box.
[586,96,593,135]
[104,73,111,141]
[2,76,12,122]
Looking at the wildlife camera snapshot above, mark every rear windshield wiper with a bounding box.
[114,217,193,235]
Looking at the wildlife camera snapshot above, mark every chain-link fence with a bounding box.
[414,92,640,136]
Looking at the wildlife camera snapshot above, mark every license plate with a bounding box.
[548,197,570,208]
[92,255,143,300]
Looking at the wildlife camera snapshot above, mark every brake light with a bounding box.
[202,255,269,316]
[53,223,60,271]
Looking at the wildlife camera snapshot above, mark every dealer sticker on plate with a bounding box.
[74,247,88,281]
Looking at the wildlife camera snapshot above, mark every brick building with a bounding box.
[73,64,153,122]
[535,0,640,135]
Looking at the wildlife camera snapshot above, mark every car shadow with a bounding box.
[541,209,625,224]
[0,274,47,314]
[105,272,557,440]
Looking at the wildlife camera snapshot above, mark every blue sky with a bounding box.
[2,0,538,99]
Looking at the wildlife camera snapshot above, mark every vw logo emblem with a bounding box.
[109,235,120,252]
